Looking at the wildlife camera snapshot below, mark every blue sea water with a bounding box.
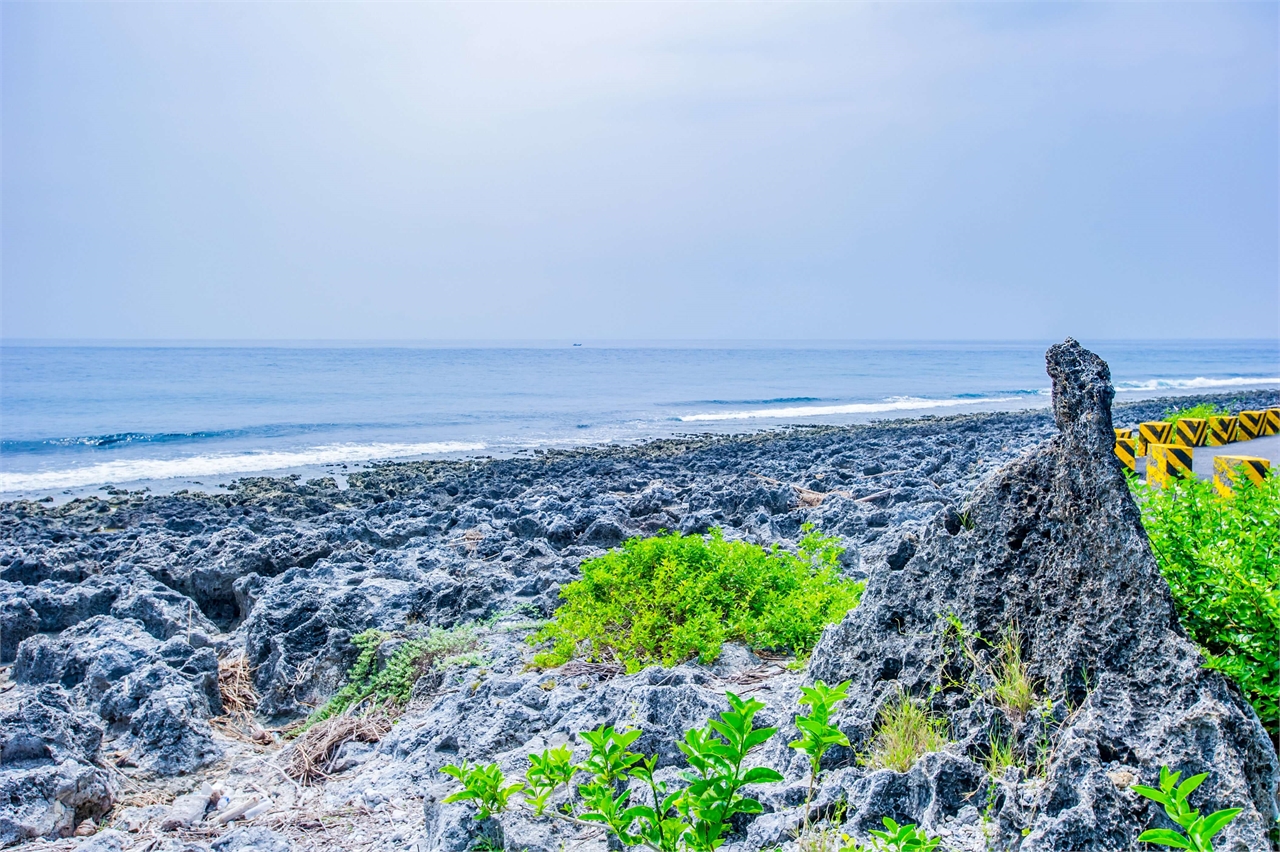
[1,340,1276,498]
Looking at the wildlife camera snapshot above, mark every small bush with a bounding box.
[862,691,949,773]
[532,525,864,673]
[1160,402,1228,423]
[302,625,483,732]
[1133,472,1279,734]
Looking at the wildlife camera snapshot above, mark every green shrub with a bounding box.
[532,525,863,673]
[301,625,483,732]
[1160,403,1228,423]
[1133,472,1279,734]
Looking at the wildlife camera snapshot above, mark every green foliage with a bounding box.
[675,692,784,850]
[790,679,851,825]
[532,525,864,673]
[790,680,852,778]
[440,691,782,851]
[862,691,949,773]
[1160,403,1228,423]
[1132,472,1279,733]
[865,817,942,852]
[1134,766,1241,851]
[302,625,484,732]
[441,760,525,820]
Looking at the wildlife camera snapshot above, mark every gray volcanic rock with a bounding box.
[806,339,1278,851]
[13,615,222,776]
[0,568,218,663]
[0,687,114,845]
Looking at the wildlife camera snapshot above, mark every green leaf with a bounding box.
[1175,773,1208,803]
[741,766,784,785]
[1197,808,1241,839]
[1137,829,1192,849]
[1134,785,1173,807]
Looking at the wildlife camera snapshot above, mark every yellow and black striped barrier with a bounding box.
[1114,427,1133,441]
[1137,421,1173,456]
[1237,411,1264,441]
[1207,415,1238,446]
[1114,436,1138,472]
[1264,408,1280,436]
[1173,418,1207,447]
[1147,443,1193,488]
[1212,455,1271,497]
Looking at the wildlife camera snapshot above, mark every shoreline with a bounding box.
[3,387,1276,506]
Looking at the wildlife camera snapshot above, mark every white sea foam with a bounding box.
[678,395,1032,422]
[1115,376,1280,391]
[0,441,485,493]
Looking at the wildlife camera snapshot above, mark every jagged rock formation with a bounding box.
[804,339,1278,851]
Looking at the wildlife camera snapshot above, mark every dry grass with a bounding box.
[285,713,393,784]
[219,654,260,716]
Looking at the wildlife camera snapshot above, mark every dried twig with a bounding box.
[559,660,624,681]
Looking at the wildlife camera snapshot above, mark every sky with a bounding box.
[2,2,1277,342]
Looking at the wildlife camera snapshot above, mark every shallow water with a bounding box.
[2,339,1276,496]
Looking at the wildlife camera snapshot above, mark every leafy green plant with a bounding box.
[441,760,525,820]
[865,817,942,851]
[790,680,851,822]
[532,525,863,673]
[302,625,484,732]
[1160,403,1228,423]
[862,690,949,773]
[1132,472,1279,734]
[674,692,784,850]
[440,691,781,851]
[1133,766,1241,851]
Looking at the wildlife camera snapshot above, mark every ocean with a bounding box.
[2,340,1276,499]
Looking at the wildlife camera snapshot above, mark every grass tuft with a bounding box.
[300,624,484,733]
[991,625,1035,721]
[862,690,949,773]
[983,728,1019,776]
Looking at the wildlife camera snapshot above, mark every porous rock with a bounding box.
[0,687,114,845]
[13,615,222,776]
[806,339,1279,851]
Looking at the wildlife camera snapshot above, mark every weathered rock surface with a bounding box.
[13,615,223,776]
[0,687,114,845]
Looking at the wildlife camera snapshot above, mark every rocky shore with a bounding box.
[2,346,1277,852]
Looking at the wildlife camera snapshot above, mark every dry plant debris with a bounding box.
[285,713,393,784]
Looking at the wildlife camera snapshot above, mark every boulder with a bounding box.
[13,615,222,776]
[806,339,1278,851]
[0,687,114,845]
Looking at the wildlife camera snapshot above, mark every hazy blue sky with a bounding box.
[3,2,1277,341]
